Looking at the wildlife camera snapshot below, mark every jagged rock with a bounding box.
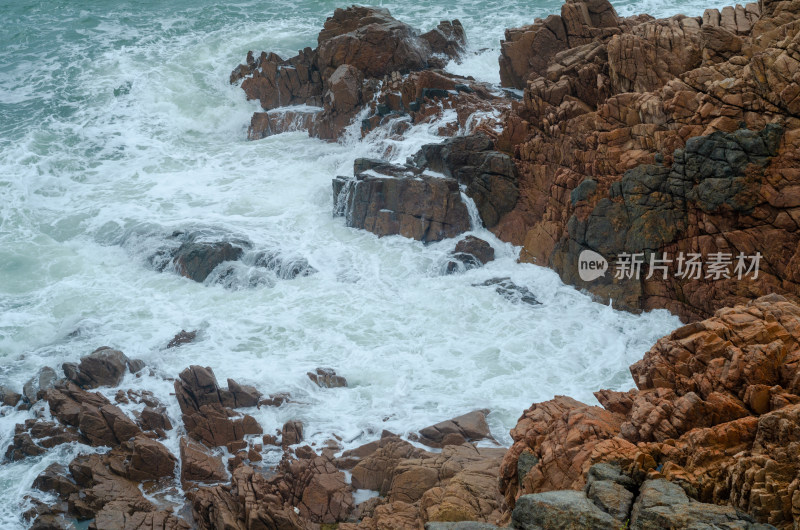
[447,236,495,273]
[32,464,79,497]
[180,437,227,484]
[5,420,81,461]
[413,133,518,228]
[282,420,304,446]
[171,241,243,283]
[500,295,800,528]
[137,406,172,433]
[167,330,196,348]
[62,347,133,388]
[22,366,58,403]
[174,366,263,449]
[307,367,347,388]
[415,409,494,448]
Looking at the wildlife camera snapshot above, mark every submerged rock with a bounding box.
[307,367,347,388]
[476,278,540,305]
[446,236,495,273]
[167,329,197,349]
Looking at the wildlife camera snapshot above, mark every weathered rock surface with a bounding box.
[233,6,469,141]
[62,347,135,388]
[492,0,800,320]
[333,159,471,242]
[500,295,800,528]
[174,366,263,449]
[414,409,494,448]
[307,367,347,388]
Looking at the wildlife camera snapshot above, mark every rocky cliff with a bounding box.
[492,0,800,321]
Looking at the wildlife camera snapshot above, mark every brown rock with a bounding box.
[180,437,227,484]
[282,420,304,446]
[307,367,348,388]
[416,409,494,448]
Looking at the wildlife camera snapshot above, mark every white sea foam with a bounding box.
[0,0,701,526]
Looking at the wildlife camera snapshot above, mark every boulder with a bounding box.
[62,347,132,388]
[416,409,494,448]
[307,367,347,388]
[333,166,471,243]
[5,420,81,461]
[282,420,304,446]
[167,329,196,348]
[180,437,227,484]
[22,366,58,403]
[512,490,622,529]
[447,236,495,273]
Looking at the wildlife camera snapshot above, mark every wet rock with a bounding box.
[282,420,304,446]
[226,378,261,407]
[171,241,244,283]
[412,133,518,228]
[251,249,317,279]
[180,437,227,484]
[22,367,58,404]
[416,409,494,448]
[447,236,495,273]
[137,406,173,433]
[5,420,82,461]
[174,366,263,448]
[420,20,467,61]
[248,107,323,139]
[333,167,471,243]
[259,392,290,407]
[475,278,540,305]
[62,347,132,388]
[167,329,197,348]
[425,523,500,530]
[0,386,21,407]
[307,367,347,388]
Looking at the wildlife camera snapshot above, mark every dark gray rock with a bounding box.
[517,450,539,487]
[167,330,197,349]
[412,133,518,228]
[512,490,622,529]
[630,479,774,530]
[171,241,243,283]
[475,278,540,305]
[586,480,634,521]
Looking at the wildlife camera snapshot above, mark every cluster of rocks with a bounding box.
[11,296,800,528]
[488,0,800,320]
[143,229,316,287]
[500,294,800,528]
[231,6,501,142]
[332,132,518,243]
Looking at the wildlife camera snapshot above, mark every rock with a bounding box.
[630,479,771,529]
[500,295,800,528]
[22,366,58,403]
[5,420,81,461]
[512,490,622,529]
[259,392,290,407]
[174,366,263,448]
[447,236,495,273]
[138,406,173,433]
[62,347,131,388]
[333,167,471,243]
[475,278,540,305]
[0,385,21,407]
[234,6,469,143]
[307,367,347,388]
[412,133,518,228]
[32,464,79,497]
[416,409,494,448]
[426,523,500,530]
[167,330,197,348]
[171,241,243,283]
[282,420,304,446]
[44,382,143,447]
[180,437,227,483]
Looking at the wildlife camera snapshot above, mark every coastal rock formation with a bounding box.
[500,294,800,529]
[333,159,471,242]
[492,0,800,320]
[233,6,470,141]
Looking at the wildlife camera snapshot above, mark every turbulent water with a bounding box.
[0,0,726,526]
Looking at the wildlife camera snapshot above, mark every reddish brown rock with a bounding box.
[500,295,800,528]
[493,0,800,321]
[180,437,227,484]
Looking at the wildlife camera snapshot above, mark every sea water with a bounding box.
[0,0,720,525]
